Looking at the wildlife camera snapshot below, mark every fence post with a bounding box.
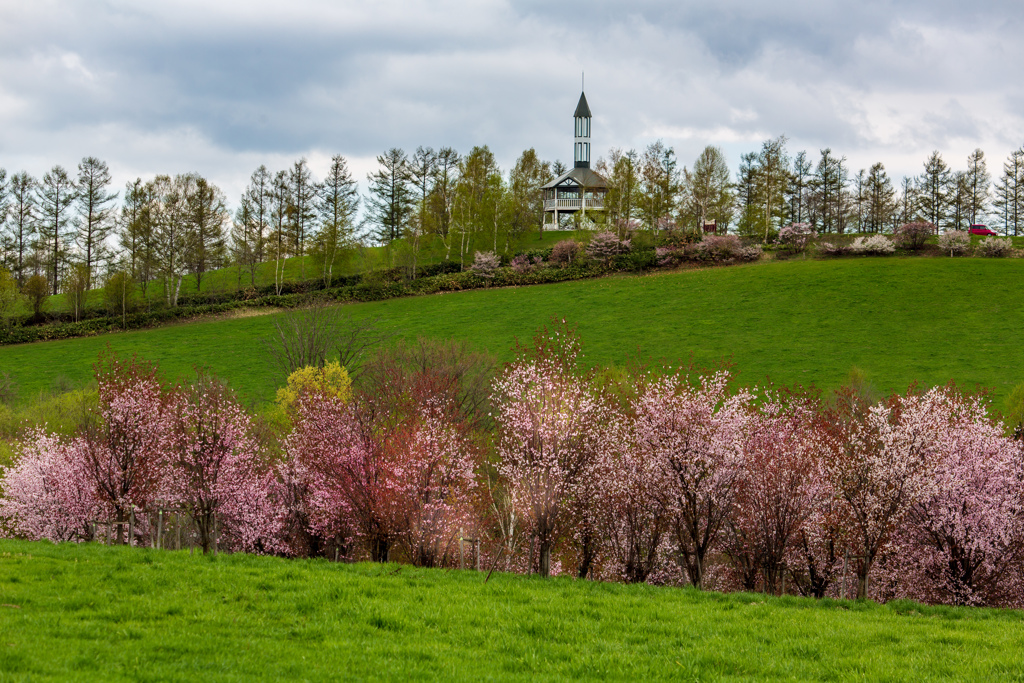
[475,540,480,571]
[176,512,181,551]
[213,513,218,556]
[459,528,464,570]
[128,509,135,548]
[842,549,850,600]
[156,509,164,550]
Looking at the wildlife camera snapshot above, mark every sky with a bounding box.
[1,0,1022,209]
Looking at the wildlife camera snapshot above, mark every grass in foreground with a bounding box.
[0,539,1022,681]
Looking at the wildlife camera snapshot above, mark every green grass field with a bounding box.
[2,257,1022,409]
[1,539,1022,681]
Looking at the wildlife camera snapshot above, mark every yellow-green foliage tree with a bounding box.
[275,361,352,415]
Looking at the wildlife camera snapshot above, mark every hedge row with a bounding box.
[0,252,657,346]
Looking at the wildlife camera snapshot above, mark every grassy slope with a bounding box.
[34,231,578,316]
[0,539,1022,681]
[1,257,1022,407]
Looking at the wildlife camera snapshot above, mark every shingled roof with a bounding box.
[541,166,608,190]
[574,91,592,118]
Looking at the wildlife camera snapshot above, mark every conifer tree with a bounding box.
[74,157,117,290]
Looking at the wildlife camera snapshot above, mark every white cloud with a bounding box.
[0,0,1021,211]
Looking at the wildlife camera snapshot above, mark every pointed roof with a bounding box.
[541,166,607,190]
[574,91,592,118]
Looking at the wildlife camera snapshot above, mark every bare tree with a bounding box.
[262,297,397,378]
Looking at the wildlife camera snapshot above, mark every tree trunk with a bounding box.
[539,543,551,578]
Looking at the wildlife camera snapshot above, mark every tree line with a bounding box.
[2,139,1022,309]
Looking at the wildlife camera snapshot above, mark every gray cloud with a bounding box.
[0,0,1021,204]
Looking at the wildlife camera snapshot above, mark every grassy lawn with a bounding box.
[1,257,1022,408]
[0,539,1022,681]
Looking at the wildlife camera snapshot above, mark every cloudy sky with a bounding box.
[1,0,1021,207]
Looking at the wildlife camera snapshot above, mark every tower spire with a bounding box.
[573,90,591,169]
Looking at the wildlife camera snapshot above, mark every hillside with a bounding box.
[0,539,1022,681]
[1,257,1023,407]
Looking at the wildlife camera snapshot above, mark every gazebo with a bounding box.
[542,91,608,230]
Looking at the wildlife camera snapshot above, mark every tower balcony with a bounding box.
[543,197,605,211]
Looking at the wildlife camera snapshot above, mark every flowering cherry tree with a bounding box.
[288,395,397,561]
[724,399,823,593]
[493,322,607,577]
[633,370,749,588]
[389,399,477,567]
[823,387,952,598]
[163,375,275,554]
[80,356,170,543]
[600,415,672,583]
[0,432,98,542]
[889,392,1024,606]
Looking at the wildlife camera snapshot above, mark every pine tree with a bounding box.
[185,177,227,292]
[787,151,813,224]
[36,166,76,295]
[74,157,117,290]
[917,151,951,229]
[366,148,413,245]
[6,172,36,286]
[993,148,1024,236]
[118,179,156,294]
[864,163,896,233]
[314,155,359,285]
[965,148,991,226]
[288,158,318,280]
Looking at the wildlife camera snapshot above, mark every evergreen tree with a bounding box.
[965,148,991,226]
[787,151,813,224]
[917,151,952,229]
[366,148,413,245]
[314,154,359,285]
[185,177,228,292]
[864,162,896,234]
[813,149,849,234]
[36,166,76,295]
[6,172,36,286]
[735,152,763,238]
[993,147,1024,236]
[288,158,318,279]
[74,156,117,290]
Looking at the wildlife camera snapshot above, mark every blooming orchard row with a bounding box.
[2,330,1023,607]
